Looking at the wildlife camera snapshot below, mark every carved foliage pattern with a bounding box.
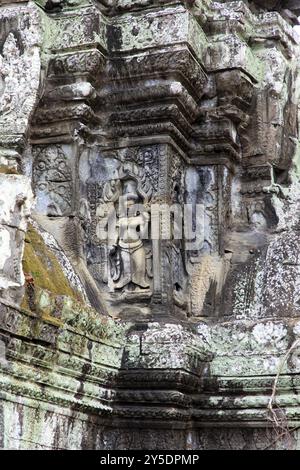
[33,146,73,216]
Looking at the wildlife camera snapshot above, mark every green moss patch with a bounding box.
[22,224,82,310]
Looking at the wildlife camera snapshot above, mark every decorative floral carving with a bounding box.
[0,5,41,135]
[33,146,73,216]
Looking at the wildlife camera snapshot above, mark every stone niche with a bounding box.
[1,0,300,450]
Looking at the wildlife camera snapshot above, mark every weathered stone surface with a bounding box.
[0,2,42,142]
[1,0,300,451]
[0,174,33,302]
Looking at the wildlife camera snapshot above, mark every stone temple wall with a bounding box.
[1,0,300,450]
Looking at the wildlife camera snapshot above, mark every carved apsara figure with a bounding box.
[109,178,151,291]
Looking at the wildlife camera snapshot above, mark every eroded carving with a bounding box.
[33,145,73,216]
